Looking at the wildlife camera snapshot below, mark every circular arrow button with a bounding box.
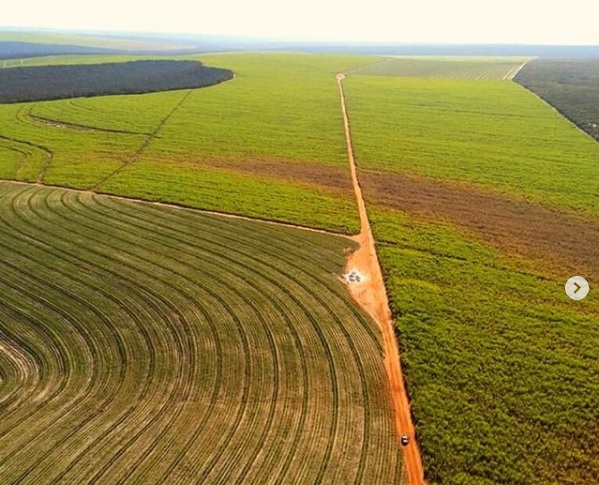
[565,276,590,301]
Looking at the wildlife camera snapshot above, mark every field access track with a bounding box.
[337,73,424,484]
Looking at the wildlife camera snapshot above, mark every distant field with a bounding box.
[344,74,599,484]
[0,53,189,68]
[0,41,120,62]
[354,57,528,80]
[0,181,404,484]
[515,58,599,141]
[0,31,188,50]
[0,53,376,233]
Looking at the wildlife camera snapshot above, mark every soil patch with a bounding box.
[176,157,355,193]
[363,170,599,279]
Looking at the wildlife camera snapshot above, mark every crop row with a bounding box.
[367,207,599,485]
[0,103,142,187]
[354,58,527,80]
[0,182,403,484]
[0,53,373,233]
[344,75,599,217]
[343,73,599,484]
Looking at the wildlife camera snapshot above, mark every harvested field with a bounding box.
[363,170,599,279]
[0,181,404,484]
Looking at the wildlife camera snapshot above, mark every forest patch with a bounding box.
[0,60,233,103]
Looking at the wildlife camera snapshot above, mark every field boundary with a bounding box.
[91,89,194,191]
[344,57,392,75]
[0,130,53,183]
[0,178,351,239]
[513,81,599,143]
[504,60,530,80]
[336,73,425,484]
[23,108,147,135]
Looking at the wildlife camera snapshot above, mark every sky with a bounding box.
[3,0,599,45]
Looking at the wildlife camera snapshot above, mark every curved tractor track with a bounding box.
[0,182,403,485]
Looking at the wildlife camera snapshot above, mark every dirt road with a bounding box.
[336,73,425,485]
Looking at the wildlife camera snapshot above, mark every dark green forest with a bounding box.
[515,59,599,141]
[0,60,233,103]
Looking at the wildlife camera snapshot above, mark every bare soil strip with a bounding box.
[363,170,599,280]
[337,73,425,484]
[165,156,355,194]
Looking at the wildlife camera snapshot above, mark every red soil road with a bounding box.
[337,73,425,485]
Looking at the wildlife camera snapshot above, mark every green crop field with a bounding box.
[353,57,529,80]
[0,181,404,484]
[343,73,599,484]
[344,75,599,216]
[371,208,599,485]
[0,101,144,187]
[2,49,598,485]
[0,53,378,233]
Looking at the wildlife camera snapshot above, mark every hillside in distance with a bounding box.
[3,29,599,58]
[0,41,122,60]
[0,29,196,52]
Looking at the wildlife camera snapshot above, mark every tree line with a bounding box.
[515,59,599,142]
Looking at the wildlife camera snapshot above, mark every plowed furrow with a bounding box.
[87,195,384,483]
[9,189,213,484]
[0,181,401,484]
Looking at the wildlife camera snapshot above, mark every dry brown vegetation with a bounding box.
[169,156,355,193]
[363,170,599,280]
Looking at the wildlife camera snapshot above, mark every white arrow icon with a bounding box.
[565,276,590,301]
